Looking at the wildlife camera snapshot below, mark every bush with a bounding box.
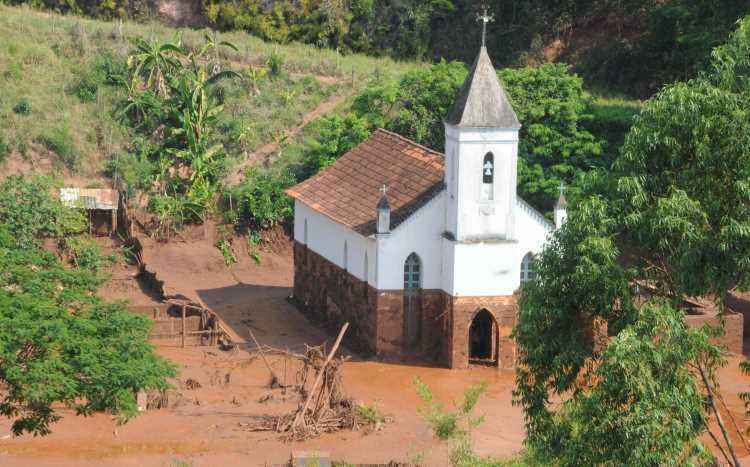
[64,236,115,273]
[0,134,9,163]
[224,168,294,229]
[38,124,78,170]
[70,70,101,102]
[93,51,128,86]
[266,51,284,78]
[12,98,30,115]
[414,377,499,466]
[0,175,86,246]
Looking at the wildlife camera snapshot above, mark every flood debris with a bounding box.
[184,378,202,390]
[240,323,377,441]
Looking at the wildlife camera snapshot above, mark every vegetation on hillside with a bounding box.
[0,5,412,178]
[297,60,606,215]
[6,0,748,98]
[0,176,175,435]
[515,17,750,465]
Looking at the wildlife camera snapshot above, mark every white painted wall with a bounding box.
[294,191,552,296]
[444,124,519,242]
[293,200,376,285]
[375,191,447,290]
[442,198,553,296]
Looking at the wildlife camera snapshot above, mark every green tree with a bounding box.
[301,113,371,178]
[352,61,603,213]
[0,176,175,436]
[223,167,295,229]
[514,76,750,465]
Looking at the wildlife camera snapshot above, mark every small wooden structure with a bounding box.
[151,299,232,348]
[60,188,119,235]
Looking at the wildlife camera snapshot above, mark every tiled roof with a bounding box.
[286,129,445,236]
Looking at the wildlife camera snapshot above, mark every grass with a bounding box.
[0,4,420,179]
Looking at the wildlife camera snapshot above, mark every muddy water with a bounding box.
[1,237,746,465]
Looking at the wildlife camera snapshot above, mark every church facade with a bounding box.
[286,45,565,369]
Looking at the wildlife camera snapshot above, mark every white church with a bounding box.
[286,44,566,369]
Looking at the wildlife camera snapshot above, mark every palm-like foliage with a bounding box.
[122,35,241,231]
[128,37,184,97]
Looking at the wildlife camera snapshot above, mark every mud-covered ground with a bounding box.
[0,234,748,466]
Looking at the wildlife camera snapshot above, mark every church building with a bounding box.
[286,44,566,369]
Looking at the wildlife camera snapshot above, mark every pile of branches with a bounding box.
[244,323,361,440]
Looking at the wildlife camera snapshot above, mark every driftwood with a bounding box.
[242,323,360,441]
[247,327,281,387]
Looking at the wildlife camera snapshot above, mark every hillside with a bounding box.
[0,5,418,183]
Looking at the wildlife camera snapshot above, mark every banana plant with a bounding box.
[128,36,184,97]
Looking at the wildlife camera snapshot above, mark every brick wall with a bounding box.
[293,241,522,368]
[444,294,519,370]
[293,242,378,354]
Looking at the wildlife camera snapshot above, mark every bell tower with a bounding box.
[443,22,521,242]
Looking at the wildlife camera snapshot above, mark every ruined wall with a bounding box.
[294,241,378,354]
[684,312,744,355]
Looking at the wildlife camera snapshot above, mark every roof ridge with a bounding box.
[374,128,444,158]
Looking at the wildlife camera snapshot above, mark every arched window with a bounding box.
[404,253,421,289]
[343,241,348,271]
[303,219,308,244]
[520,252,535,285]
[482,152,494,200]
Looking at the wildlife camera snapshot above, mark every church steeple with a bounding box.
[443,36,520,242]
[444,47,520,129]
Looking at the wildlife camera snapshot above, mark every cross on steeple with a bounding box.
[477,6,494,47]
[559,182,565,197]
[379,184,389,196]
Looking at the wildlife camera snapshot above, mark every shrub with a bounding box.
[12,98,31,115]
[224,168,294,229]
[64,236,115,273]
[93,51,128,86]
[70,70,101,102]
[38,124,78,170]
[266,51,284,78]
[355,402,391,431]
[0,134,9,163]
[414,377,499,466]
[0,175,86,246]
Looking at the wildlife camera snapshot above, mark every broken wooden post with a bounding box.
[181,305,187,348]
[248,327,280,385]
[292,322,349,430]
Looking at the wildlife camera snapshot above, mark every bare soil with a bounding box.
[0,233,748,466]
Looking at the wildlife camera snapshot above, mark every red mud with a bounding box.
[0,234,748,466]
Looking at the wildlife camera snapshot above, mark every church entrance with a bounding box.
[403,253,422,351]
[469,309,498,365]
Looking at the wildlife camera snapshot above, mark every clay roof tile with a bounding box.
[286,129,445,235]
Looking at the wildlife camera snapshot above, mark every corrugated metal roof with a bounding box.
[60,188,119,210]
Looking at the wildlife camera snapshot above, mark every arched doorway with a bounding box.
[469,309,498,365]
[403,253,422,352]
